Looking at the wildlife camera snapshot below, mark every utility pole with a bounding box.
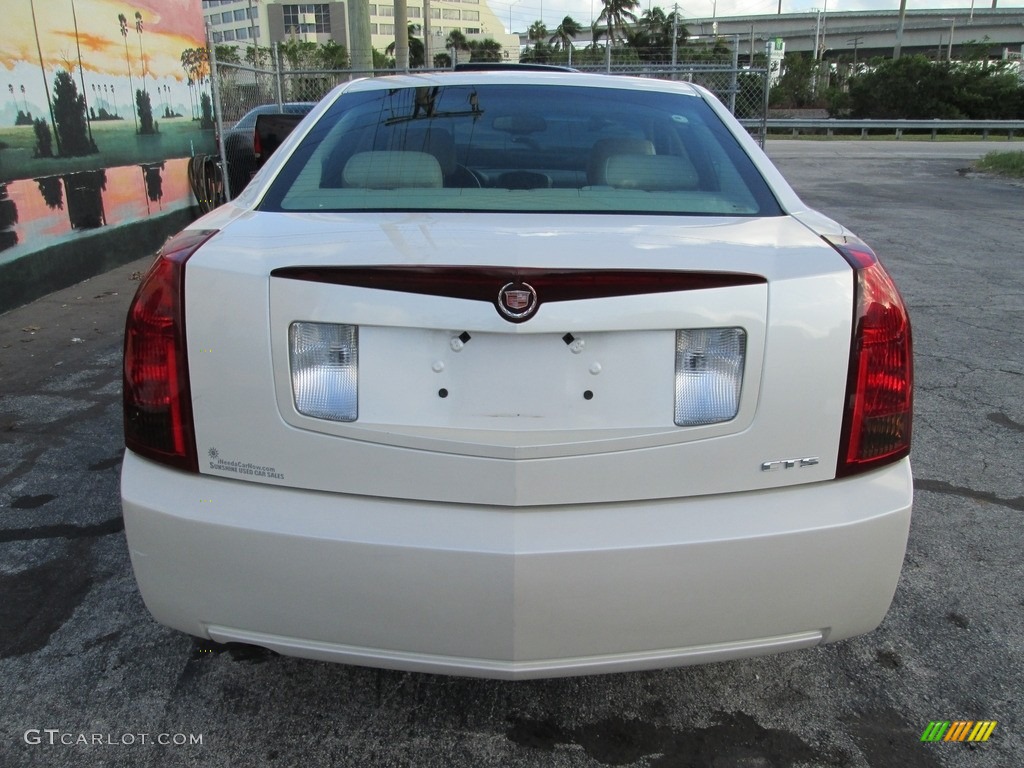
[395,0,409,70]
[671,3,678,67]
[847,35,863,68]
[894,0,907,59]
[813,11,821,61]
[423,0,432,68]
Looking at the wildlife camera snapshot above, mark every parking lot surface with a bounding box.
[1,141,1021,767]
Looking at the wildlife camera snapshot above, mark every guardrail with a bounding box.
[738,118,1024,140]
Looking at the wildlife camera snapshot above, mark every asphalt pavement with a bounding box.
[0,140,1021,768]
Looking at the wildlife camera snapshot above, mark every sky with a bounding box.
[497,0,1024,34]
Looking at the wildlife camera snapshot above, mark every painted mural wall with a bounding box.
[1,0,215,258]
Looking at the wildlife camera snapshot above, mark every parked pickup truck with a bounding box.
[254,111,309,169]
[221,102,316,198]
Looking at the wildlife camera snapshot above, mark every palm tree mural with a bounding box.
[596,0,640,66]
[118,13,139,132]
[135,12,148,95]
[180,48,211,124]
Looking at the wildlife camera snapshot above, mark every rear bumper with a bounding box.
[121,452,912,679]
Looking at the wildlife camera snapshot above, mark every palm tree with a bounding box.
[446,30,470,64]
[626,7,688,62]
[386,24,424,67]
[596,0,640,65]
[527,21,548,50]
[549,16,583,52]
[118,13,138,132]
[135,12,148,95]
[468,39,503,62]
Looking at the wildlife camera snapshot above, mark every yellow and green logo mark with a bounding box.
[921,721,997,742]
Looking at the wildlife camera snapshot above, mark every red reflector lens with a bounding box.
[123,229,216,472]
[830,237,913,477]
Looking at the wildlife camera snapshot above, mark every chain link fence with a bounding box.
[209,47,769,200]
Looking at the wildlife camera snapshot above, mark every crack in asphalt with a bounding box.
[915,479,1024,512]
[0,516,125,543]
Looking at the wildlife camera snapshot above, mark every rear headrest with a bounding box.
[342,151,443,189]
[588,138,655,185]
[399,126,457,175]
[604,154,699,191]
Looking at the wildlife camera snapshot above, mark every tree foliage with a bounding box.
[848,55,1024,119]
[181,48,210,87]
[596,0,640,47]
[385,25,425,67]
[550,16,583,51]
[624,7,688,62]
[136,89,156,134]
[52,69,97,156]
[200,91,214,129]
[768,53,822,109]
[468,39,503,62]
[33,118,53,158]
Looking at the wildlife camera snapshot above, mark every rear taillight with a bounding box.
[828,236,913,477]
[123,229,216,472]
[253,127,262,161]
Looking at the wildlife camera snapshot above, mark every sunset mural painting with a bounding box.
[1,0,214,266]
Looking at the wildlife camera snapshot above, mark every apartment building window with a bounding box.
[236,26,249,39]
[379,23,395,35]
[282,4,332,33]
[463,27,480,33]
[212,30,223,42]
[462,10,479,20]
[430,7,440,18]
[233,9,245,20]
[223,29,235,40]
[442,9,460,19]
[221,11,232,23]
[377,5,394,17]
[408,7,421,17]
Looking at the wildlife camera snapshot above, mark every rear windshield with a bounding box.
[260,83,781,217]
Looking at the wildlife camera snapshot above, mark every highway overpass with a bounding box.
[524,8,1024,63]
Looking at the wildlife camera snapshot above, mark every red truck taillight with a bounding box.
[123,230,217,472]
[828,236,913,477]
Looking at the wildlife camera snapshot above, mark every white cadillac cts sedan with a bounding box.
[121,71,913,679]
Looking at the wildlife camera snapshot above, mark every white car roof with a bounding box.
[336,70,704,99]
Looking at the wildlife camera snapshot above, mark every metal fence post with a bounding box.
[273,43,283,108]
[209,28,231,201]
[760,42,771,148]
[729,36,739,115]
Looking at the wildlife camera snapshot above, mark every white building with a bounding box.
[201,0,519,64]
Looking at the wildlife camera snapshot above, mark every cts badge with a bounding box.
[761,457,820,471]
[497,281,538,321]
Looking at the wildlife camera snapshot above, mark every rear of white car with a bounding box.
[121,72,912,679]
